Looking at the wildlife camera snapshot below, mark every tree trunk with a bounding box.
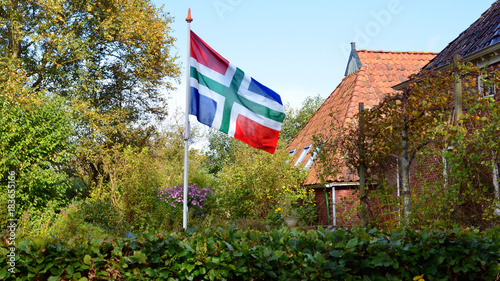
[401,126,411,224]
[493,155,500,216]
[358,103,368,227]
[8,1,21,59]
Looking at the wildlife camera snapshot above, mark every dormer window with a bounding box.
[478,75,496,98]
[294,145,311,166]
[304,147,320,170]
[286,149,296,164]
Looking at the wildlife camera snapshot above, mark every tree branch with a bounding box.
[409,139,442,165]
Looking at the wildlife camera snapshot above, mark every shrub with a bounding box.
[216,144,307,219]
[157,184,213,217]
[266,185,319,228]
[48,198,129,239]
[155,184,213,231]
[1,227,499,280]
[78,198,129,235]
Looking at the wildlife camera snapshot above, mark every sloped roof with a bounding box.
[287,50,436,186]
[422,0,500,71]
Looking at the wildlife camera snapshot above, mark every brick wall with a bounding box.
[314,186,361,226]
[335,188,361,226]
[315,189,328,225]
[312,151,445,227]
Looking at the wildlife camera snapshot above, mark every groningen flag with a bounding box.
[189,30,285,154]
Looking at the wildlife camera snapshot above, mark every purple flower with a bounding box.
[157,184,213,215]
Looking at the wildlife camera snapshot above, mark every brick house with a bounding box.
[286,44,435,226]
[289,0,500,226]
[393,0,500,219]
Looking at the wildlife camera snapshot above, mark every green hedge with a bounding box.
[1,227,499,280]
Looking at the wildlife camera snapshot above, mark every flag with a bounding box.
[189,30,285,154]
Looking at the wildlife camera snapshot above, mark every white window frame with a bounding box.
[478,75,496,98]
[304,147,320,170]
[286,149,296,164]
[294,145,311,166]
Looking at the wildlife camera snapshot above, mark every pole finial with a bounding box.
[186,8,193,23]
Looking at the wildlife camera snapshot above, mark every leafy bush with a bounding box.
[48,198,129,239]
[1,227,498,280]
[0,89,75,231]
[266,185,319,228]
[79,198,129,235]
[87,132,217,233]
[215,144,307,219]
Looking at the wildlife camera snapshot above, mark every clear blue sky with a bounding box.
[153,0,495,110]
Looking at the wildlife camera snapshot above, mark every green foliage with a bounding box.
[280,94,325,144]
[265,208,284,228]
[296,196,319,226]
[267,185,319,227]
[1,0,181,206]
[0,88,75,226]
[79,198,129,234]
[1,0,180,130]
[87,145,161,232]
[83,118,214,233]
[1,227,499,280]
[394,67,500,229]
[365,179,401,230]
[203,129,239,175]
[0,0,182,238]
[45,198,132,240]
[47,200,110,240]
[215,144,307,220]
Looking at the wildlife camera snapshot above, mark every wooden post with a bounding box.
[453,53,462,223]
[454,53,463,121]
[359,103,368,227]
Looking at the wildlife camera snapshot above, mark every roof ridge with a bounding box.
[345,66,368,121]
[357,49,439,55]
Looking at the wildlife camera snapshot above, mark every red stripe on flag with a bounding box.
[234,115,280,154]
[190,31,229,75]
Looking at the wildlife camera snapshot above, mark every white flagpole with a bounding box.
[183,8,193,230]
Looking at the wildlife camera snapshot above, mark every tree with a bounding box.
[203,129,240,175]
[280,94,324,144]
[438,65,500,226]
[362,71,454,222]
[0,65,74,224]
[1,0,179,124]
[314,69,455,226]
[1,0,180,189]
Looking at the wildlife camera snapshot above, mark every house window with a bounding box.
[304,147,320,170]
[286,149,296,164]
[478,76,496,98]
[294,145,311,166]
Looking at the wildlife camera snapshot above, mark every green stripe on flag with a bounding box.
[190,67,227,94]
[191,66,286,134]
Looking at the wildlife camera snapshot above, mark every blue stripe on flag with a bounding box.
[248,78,283,105]
[190,87,217,127]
